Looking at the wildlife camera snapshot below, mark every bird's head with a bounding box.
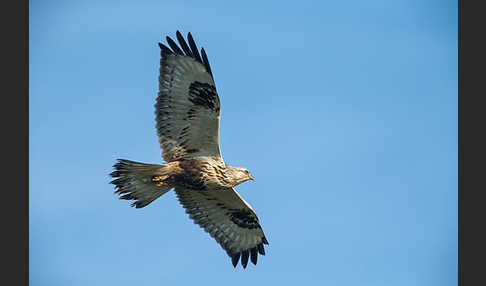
[231,166,255,186]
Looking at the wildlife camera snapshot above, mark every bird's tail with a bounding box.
[109,159,176,208]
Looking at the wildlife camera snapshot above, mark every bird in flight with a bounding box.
[110,31,268,268]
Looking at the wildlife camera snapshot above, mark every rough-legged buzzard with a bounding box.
[110,31,268,268]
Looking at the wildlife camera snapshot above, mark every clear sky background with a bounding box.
[30,0,457,285]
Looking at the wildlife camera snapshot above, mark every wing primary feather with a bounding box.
[231,252,240,268]
[187,32,203,64]
[166,36,184,55]
[174,188,267,268]
[241,250,249,268]
[176,30,193,57]
[250,247,258,265]
[257,243,265,255]
[201,47,213,77]
[262,236,269,245]
[158,42,173,55]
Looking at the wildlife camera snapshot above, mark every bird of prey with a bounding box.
[110,31,268,268]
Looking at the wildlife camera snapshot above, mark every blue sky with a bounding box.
[30,0,457,285]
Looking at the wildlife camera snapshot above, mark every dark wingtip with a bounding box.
[241,250,249,269]
[262,236,269,245]
[187,32,203,64]
[160,31,213,77]
[231,253,240,268]
[158,42,173,56]
[257,243,265,255]
[166,36,184,55]
[176,30,193,57]
[250,247,258,265]
[200,47,213,77]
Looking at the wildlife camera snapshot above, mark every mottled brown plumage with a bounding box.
[109,31,268,268]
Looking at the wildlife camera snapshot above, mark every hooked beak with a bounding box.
[249,174,255,180]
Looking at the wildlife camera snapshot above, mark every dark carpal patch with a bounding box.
[188,81,220,112]
[229,209,261,230]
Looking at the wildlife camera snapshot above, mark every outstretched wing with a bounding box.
[175,187,269,268]
[156,31,222,162]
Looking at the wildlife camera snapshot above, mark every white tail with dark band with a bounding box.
[110,159,174,208]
